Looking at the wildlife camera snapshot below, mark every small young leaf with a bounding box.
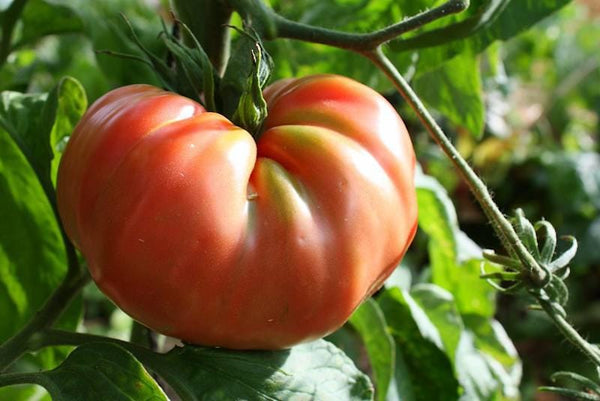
[232,43,270,134]
[222,29,273,119]
[0,133,66,343]
[550,371,600,394]
[349,298,394,401]
[0,79,85,343]
[49,77,88,185]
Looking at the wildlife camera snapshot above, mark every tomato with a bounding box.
[57,74,417,350]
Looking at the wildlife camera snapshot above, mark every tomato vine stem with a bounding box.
[364,47,547,286]
[29,329,154,358]
[538,298,600,367]
[0,268,90,372]
[227,0,469,50]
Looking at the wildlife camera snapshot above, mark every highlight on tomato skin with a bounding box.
[56,74,418,350]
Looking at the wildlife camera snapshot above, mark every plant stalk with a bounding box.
[0,371,45,388]
[365,47,548,285]
[230,0,468,50]
[0,269,89,372]
[538,298,600,367]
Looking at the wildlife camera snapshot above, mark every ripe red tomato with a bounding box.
[57,74,417,350]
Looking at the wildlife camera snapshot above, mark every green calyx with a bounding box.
[231,40,271,137]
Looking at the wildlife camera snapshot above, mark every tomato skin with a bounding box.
[57,75,417,350]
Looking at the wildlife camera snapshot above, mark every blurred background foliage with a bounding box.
[410,2,600,398]
[0,0,598,399]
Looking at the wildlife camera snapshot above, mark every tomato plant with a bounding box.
[56,75,418,349]
[1,0,598,400]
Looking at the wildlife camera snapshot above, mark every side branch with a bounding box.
[232,0,469,51]
[0,269,90,372]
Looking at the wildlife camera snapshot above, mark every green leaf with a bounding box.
[0,385,50,401]
[455,328,521,400]
[416,171,458,261]
[34,343,167,401]
[144,340,374,401]
[0,77,87,200]
[349,298,394,401]
[456,315,521,400]
[378,288,460,401]
[0,91,53,195]
[413,53,485,138]
[409,284,463,362]
[231,39,271,134]
[0,132,67,343]
[222,30,272,119]
[416,172,498,318]
[13,0,84,49]
[325,324,365,367]
[463,315,521,374]
[379,285,520,401]
[49,77,87,185]
[0,79,85,341]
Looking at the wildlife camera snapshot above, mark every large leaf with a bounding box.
[0,133,66,343]
[0,130,79,401]
[142,340,374,401]
[0,76,87,200]
[379,285,520,401]
[349,298,395,401]
[0,78,85,341]
[26,343,167,401]
[416,172,498,318]
[0,385,50,401]
[378,288,461,401]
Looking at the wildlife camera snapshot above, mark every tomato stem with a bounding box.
[538,298,600,367]
[365,47,547,285]
[0,268,89,372]
[229,0,469,51]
